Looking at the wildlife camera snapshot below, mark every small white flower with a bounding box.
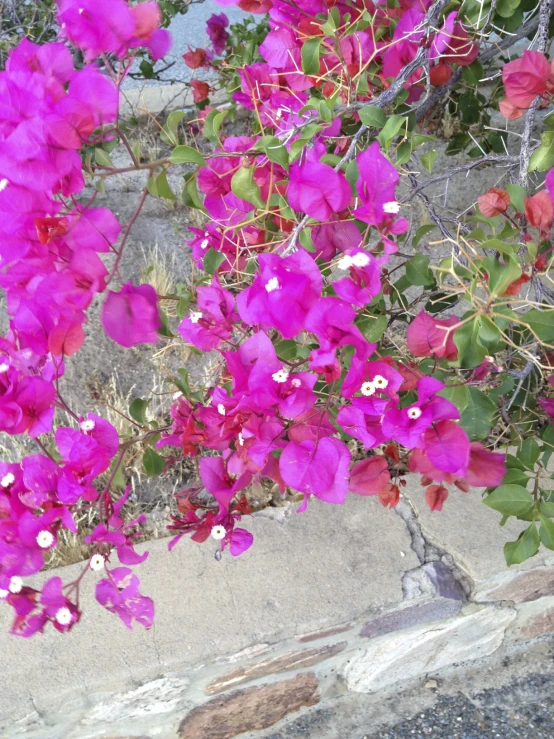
[351,252,370,268]
[80,419,95,433]
[1,472,15,488]
[291,378,301,388]
[89,554,105,572]
[189,311,202,324]
[408,407,422,420]
[372,374,388,390]
[337,255,354,271]
[200,238,209,250]
[383,201,400,214]
[36,530,54,549]
[361,381,376,397]
[272,368,289,383]
[0,588,8,599]
[55,607,73,625]
[172,391,183,401]
[9,577,23,594]
[238,432,245,446]
[276,108,283,119]
[0,363,9,373]
[0,178,9,192]
[217,403,226,416]
[265,277,280,293]
[211,525,226,540]
[204,231,209,237]
[78,8,84,14]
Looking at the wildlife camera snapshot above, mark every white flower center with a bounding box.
[408,407,422,420]
[55,607,72,625]
[217,403,226,416]
[189,311,202,324]
[361,381,376,396]
[172,391,183,400]
[80,419,95,432]
[36,530,54,549]
[372,374,388,390]
[337,255,354,271]
[291,378,301,388]
[0,363,9,373]
[265,277,280,293]
[200,239,209,250]
[211,525,226,540]
[0,179,9,192]
[238,432,244,446]
[0,588,8,599]
[9,577,22,594]
[383,201,400,214]
[89,554,105,571]
[1,472,15,488]
[272,368,289,383]
[351,252,370,268]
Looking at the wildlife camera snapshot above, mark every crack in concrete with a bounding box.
[395,497,473,601]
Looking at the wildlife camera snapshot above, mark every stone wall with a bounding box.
[2,476,554,739]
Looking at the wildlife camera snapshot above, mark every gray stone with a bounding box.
[205,642,347,695]
[512,597,554,641]
[179,673,320,739]
[474,566,554,604]
[359,598,461,639]
[0,496,417,728]
[344,607,515,693]
[423,561,464,601]
[402,479,554,584]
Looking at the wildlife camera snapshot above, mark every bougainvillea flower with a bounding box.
[200,457,252,510]
[525,191,553,232]
[353,142,400,227]
[333,248,383,307]
[129,2,171,60]
[337,397,389,449]
[184,47,208,69]
[349,456,391,496]
[287,160,351,221]
[478,188,510,218]
[96,567,154,629]
[342,358,404,400]
[503,50,552,109]
[259,27,298,69]
[206,13,229,55]
[431,12,478,67]
[179,278,238,352]
[406,311,459,361]
[56,0,136,61]
[102,282,161,347]
[421,419,470,477]
[279,437,351,505]
[237,250,322,338]
[382,376,459,449]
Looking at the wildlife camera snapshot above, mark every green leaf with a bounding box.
[539,514,554,550]
[203,248,226,275]
[129,398,150,424]
[203,109,227,145]
[459,387,496,440]
[483,484,534,516]
[275,339,297,361]
[481,254,521,297]
[505,184,526,213]
[395,140,412,166]
[413,224,436,248]
[358,105,386,128]
[170,145,206,166]
[95,148,114,167]
[254,135,289,169]
[454,317,487,369]
[519,438,541,469]
[461,60,483,85]
[405,254,434,287]
[478,238,515,256]
[502,469,530,487]
[524,308,554,341]
[421,149,438,173]
[301,37,322,76]
[504,524,540,566]
[437,384,470,413]
[378,115,407,149]
[147,170,176,200]
[231,166,264,208]
[529,130,554,172]
[143,447,165,477]
[357,315,387,342]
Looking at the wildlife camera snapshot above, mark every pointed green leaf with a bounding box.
[483,484,534,516]
[504,524,540,566]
